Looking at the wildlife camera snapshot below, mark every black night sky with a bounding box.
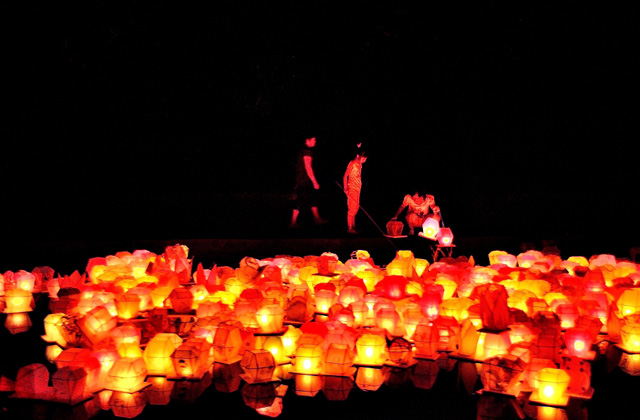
[4,1,638,252]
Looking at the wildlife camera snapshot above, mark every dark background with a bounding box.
[3,1,638,259]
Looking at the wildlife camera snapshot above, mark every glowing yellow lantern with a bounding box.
[256,304,285,334]
[292,343,323,375]
[281,325,302,356]
[620,323,640,353]
[337,285,365,306]
[117,342,144,359]
[534,368,571,406]
[79,306,117,344]
[4,289,34,313]
[107,357,148,392]
[457,319,479,358]
[143,333,183,376]
[618,288,640,317]
[314,289,337,314]
[354,333,387,366]
[150,286,172,308]
[114,293,141,319]
[435,275,458,300]
[261,335,289,365]
[126,287,154,311]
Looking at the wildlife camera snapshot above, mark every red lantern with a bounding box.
[563,327,594,359]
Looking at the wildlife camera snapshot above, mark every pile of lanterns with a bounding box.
[1,244,640,418]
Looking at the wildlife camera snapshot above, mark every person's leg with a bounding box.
[347,187,360,233]
[290,208,300,228]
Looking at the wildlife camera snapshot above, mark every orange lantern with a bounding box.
[114,293,141,320]
[143,333,183,376]
[413,322,440,358]
[79,306,118,344]
[281,325,303,356]
[256,304,285,334]
[172,339,210,379]
[261,335,290,365]
[111,324,142,349]
[212,324,244,364]
[337,285,365,306]
[314,289,337,314]
[482,330,512,360]
[150,286,172,308]
[618,288,640,317]
[14,270,36,293]
[457,319,480,358]
[168,287,194,314]
[555,303,579,329]
[323,343,355,376]
[240,349,277,383]
[107,357,148,392]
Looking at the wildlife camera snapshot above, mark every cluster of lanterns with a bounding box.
[1,244,640,418]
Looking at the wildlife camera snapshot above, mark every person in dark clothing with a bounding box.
[290,136,327,228]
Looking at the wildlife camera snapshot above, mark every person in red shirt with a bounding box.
[391,190,440,235]
[290,136,327,228]
[343,149,368,234]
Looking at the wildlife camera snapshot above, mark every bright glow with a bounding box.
[261,315,269,324]
[574,340,585,352]
[365,347,374,358]
[427,307,438,317]
[543,385,555,398]
[303,359,312,371]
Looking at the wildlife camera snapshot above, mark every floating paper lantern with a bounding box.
[355,333,387,366]
[4,289,34,313]
[457,319,479,358]
[555,303,579,329]
[292,344,323,375]
[563,327,594,358]
[168,287,194,314]
[52,366,87,404]
[240,349,277,383]
[620,323,640,353]
[150,286,172,308]
[482,330,512,360]
[107,357,148,392]
[212,324,244,363]
[338,285,365,306]
[437,227,454,246]
[126,287,154,311]
[534,368,571,406]
[323,343,355,376]
[421,217,440,240]
[281,326,303,356]
[413,323,440,358]
[261,335,289,365]
[419,290,442,320]
[256,304,285,334]
[14,270,36,293]
[79,306,117,344]
[480,354,526,395]
[111,324,142,349]
[374,306,401,336]
[388,337,413,365]
[172,340,209,379]
[143,333,183,376]
[118,342,144,359]
[114,293,141,320]
[618,288,640,317]
[14,363,51,400]
[41,313,72,346]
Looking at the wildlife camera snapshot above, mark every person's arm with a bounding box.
[342,162,351,194]
[304,155,320,189]
[391,195,409,220]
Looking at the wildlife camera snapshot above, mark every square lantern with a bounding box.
[322,343,356,376]
[78,306,118,345]
[531,368,571,407]
[563,327,595,359]
[354,333,387,366]
[292,344,324,375]
[52,366,88,404]
[143,333,183,376]
[419,217,440,240]
[240,349,278,383]
[437,228,454,246]
[107,357,148,392]
[413,323,440,359]
[212,324,244,364]
[620,323,640,353]
[171,340,209,379]
[4,289,34,313]
[256,304,286,334]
